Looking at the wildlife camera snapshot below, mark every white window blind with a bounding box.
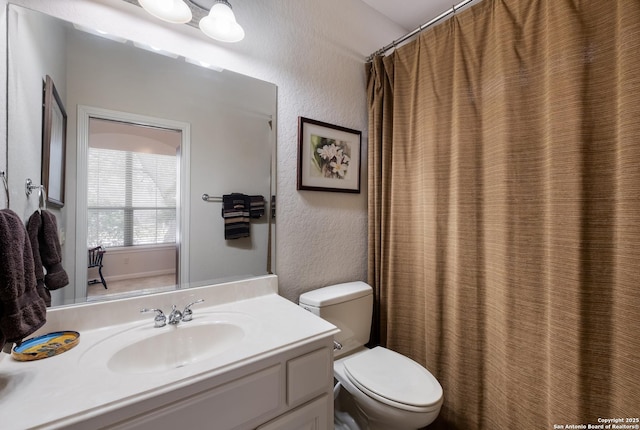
[87,147,176,247]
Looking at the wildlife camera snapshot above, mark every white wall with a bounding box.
[99,246,175,282]
[3,7,68,304]
[0,0,405,303]
[5,7,66,223]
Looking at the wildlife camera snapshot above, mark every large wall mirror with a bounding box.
[6,4,277,307]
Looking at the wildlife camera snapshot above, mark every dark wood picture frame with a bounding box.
[42,75,67,208]
[297,117,362,193]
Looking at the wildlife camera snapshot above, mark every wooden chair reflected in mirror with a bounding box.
[88,246,107,289]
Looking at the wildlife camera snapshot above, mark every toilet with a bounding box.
[299,281,443,430]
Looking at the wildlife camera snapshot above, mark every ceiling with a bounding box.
[123,1,478,36]
[360,0,475,32]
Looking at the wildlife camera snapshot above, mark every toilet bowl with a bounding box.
[299,282,443,429]
[334,347,442,430]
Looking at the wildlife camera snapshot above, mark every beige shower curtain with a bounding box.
[367,0,640,428]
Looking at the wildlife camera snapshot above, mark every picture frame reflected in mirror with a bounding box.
[41,75,67,208]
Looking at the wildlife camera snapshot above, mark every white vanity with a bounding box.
[0,275,338,429]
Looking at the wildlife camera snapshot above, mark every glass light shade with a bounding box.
[199,2,245,43]
[139,0,192,24]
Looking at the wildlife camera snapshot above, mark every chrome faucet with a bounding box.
[168,305,183,325]
[182,299,205,322]
[140,308,166,328]
[142,299,205,327]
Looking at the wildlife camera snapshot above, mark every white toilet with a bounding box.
[299,281,443,430]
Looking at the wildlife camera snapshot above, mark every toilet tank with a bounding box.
[299,281,373,357]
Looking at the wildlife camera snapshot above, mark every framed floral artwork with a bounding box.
[297,117,361,193]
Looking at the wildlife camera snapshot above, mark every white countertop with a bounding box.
[0,276,337,429]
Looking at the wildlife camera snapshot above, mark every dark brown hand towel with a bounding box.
[0,209,47,350]
[39,210,69,291]
[27,212,51,305]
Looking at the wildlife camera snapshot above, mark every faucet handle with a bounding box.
[182,299,205,322]
[141,308,166,328]
[168,304,183,325]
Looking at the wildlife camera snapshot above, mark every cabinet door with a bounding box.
[287,347,332,406]
[106,365,282,430]
[257,395,329,430]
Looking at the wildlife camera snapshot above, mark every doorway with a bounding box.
[76,106,190,302]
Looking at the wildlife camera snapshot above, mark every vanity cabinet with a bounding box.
[257,395,330,430]
[86,341,333,430]
[2,277,339,430]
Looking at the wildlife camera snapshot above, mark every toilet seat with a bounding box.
[342,347,443,413]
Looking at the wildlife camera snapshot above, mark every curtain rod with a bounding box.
[366,0,479,63]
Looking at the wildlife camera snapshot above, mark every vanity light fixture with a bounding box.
[137,0,245,43]
[138,0,193,24]
[193,0,245,43]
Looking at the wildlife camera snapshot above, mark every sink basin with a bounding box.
[79,312,259,375]
[108,322,244,374]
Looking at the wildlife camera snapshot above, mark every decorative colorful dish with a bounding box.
[12,331,80,361]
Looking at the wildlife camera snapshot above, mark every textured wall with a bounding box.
[0,0,405,303]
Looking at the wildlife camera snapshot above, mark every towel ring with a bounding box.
[38,186,47,211]
[1,171,8,208]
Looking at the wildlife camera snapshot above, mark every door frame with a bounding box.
[76,105,191,301]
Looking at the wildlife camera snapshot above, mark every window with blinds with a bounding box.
[87,147,177,248]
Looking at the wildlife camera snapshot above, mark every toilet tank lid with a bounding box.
[299,281,372,307]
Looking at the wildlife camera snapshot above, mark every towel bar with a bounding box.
[25,178,44,197]
[202,194,223,202]
[25,178,47,210]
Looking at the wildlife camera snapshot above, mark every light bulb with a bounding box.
[199,2,245,43]
[139,0,192,24]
